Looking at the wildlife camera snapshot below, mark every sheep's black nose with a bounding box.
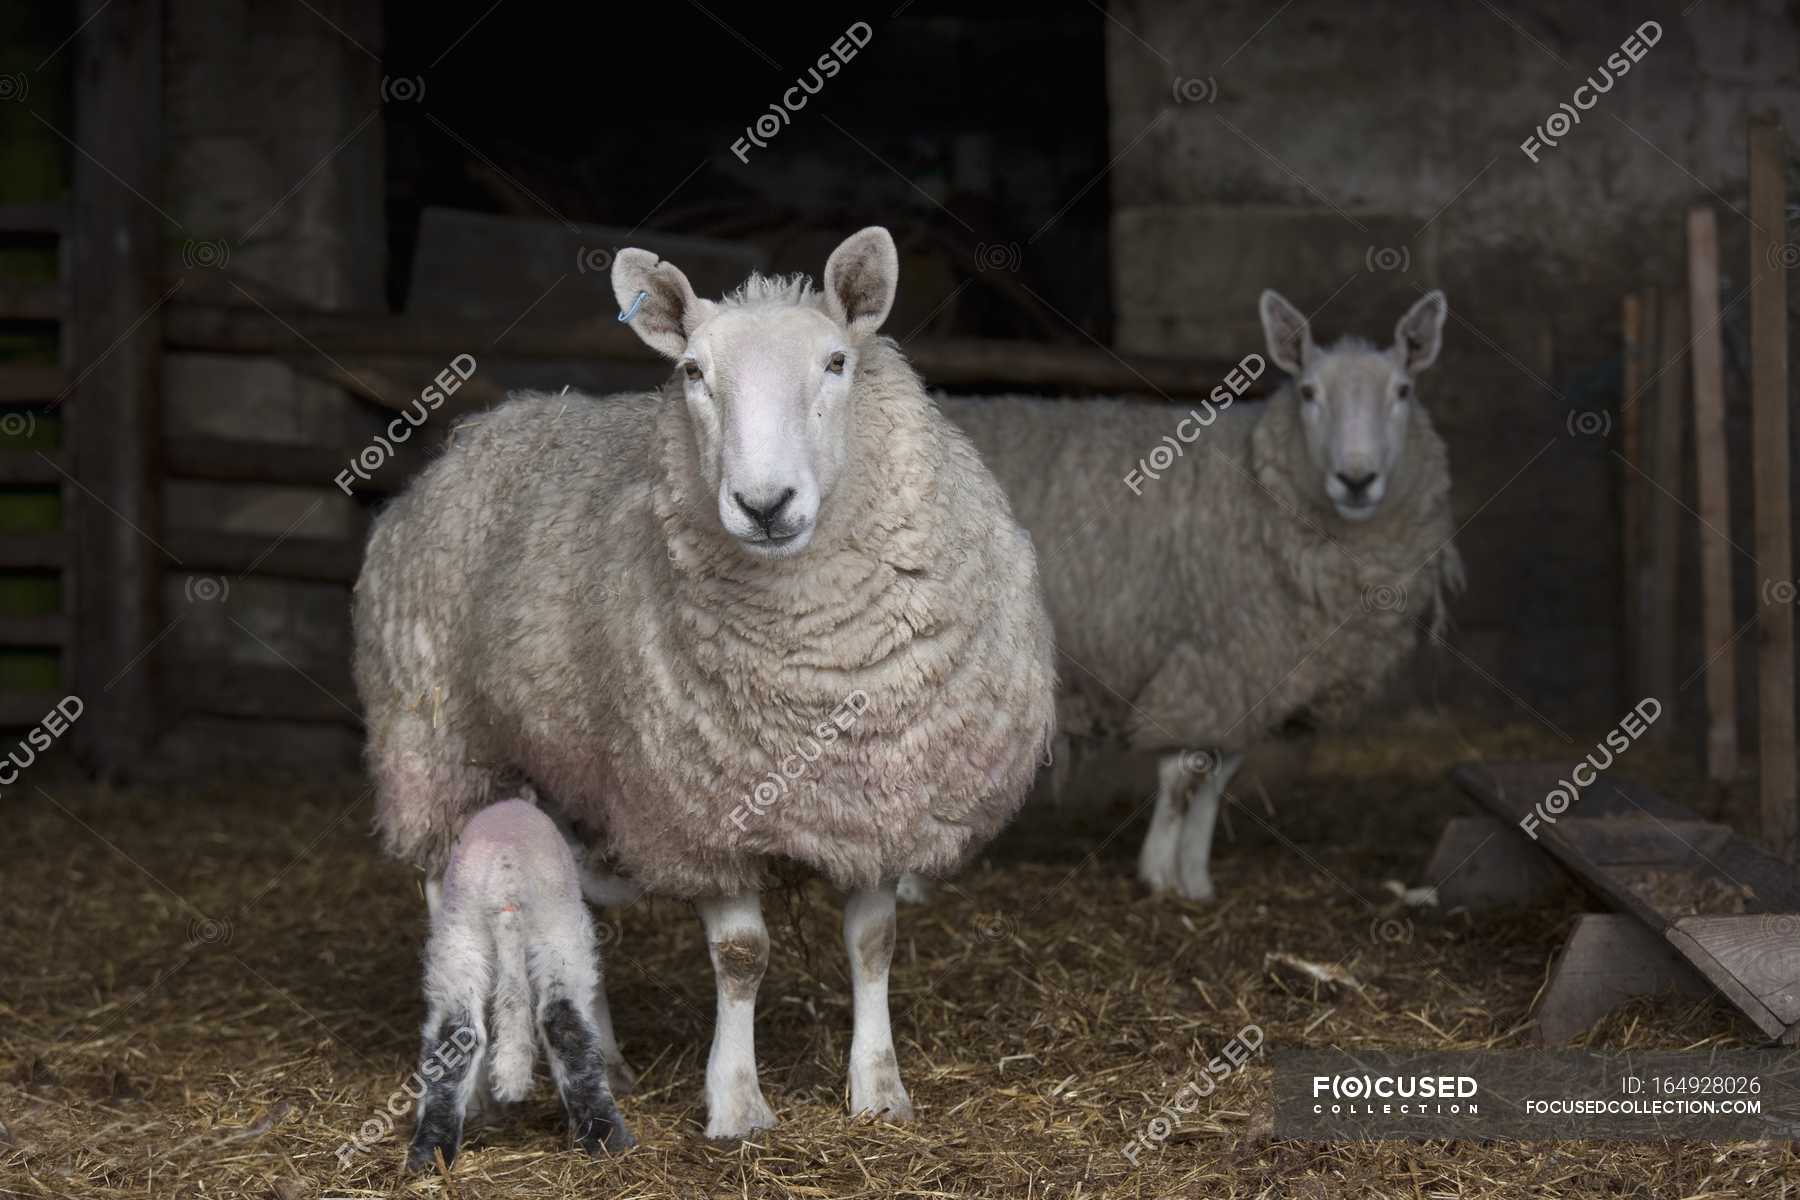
[734,488,795,532]
[1336,471,1377,496]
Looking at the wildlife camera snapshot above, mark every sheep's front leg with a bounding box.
[843,881,912,1120]
[697,892,777,1139]
[1136,755,1191,893]
[1175,751,1243,903]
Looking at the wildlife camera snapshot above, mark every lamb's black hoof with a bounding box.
[406,1119,461,1173]
[573,1108,636,1155]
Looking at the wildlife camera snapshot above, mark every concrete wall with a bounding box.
[1106,0,1800,728]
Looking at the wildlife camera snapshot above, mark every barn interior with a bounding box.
[3,2,1798,1196]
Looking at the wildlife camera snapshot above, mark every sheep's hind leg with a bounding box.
[1136,755,1192,893]
[844,881,912,1121]
[698,892,777,1139]
[1175,752,1243,903]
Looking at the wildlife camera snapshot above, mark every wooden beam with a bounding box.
[163,300,1241,399]
[1643,289,1685,728]
[70,0,164,771]
[0,533,68,568]
[0,203,70,235]
[0,691,66,728]
[0,452,66,486]
[1621,291,1647,701]
[0,366,69,401]
[1687,207,1739,785]
[0,614,69,646]
[163,528,362,584]
[1747,113,1796,862]
[164,433,404,495]
[1536,913,1710,1044]
[168,660,360,725]
[0,280,67,321]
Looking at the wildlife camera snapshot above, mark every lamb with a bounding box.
[407,795,633,1171]
[353,227,1057,1139]
[939,289,1463,902]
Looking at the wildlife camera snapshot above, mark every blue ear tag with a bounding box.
[618,290,648,323]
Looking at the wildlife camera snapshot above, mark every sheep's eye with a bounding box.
[1299,382,1318,402]
[826,351,847,375]
[683,361,704,383]
[1396,381,1412,401]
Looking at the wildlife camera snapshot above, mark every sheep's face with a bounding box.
[1260,290,1448,522]
[613,228,899,561]
[679,305,854,558]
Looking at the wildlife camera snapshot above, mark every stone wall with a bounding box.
[1106,0,1800,729]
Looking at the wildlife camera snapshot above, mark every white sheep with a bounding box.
[353,228,1057,1139]
[408,795,633,1171]
[940,289,1463,902]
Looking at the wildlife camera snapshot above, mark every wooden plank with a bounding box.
[0,452,65,485]
[162,528,361,584]
[0,280,67,321]
[1666,917,1797,1042]
[0,534,68,568]
[1620,291,1647,701]
[1747,114,1796,862]
[0,691,65,727]
[70,0,164,772]
[0,366,69,401]
[0,614,69,645]
[0,203,70,234]
[1421,814,1568,911]
[1536,913,1711,1044]
[162,301,1241,399]
[167,659,360,725]
[164,433,404,495]
[1643,288,1685,725]
[1687,207,1739,784]
[1672,915,1800,1026]
[1456,760,1800,1042]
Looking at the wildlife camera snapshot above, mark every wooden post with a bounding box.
[1620,291,1648,701]
[1747,114,1796,862]
[71,0,164,772]
[1643,288,1685,729]
[1687,207,1738,786]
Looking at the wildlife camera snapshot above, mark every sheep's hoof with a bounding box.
[850,1066,913,1123]
[704,1090,778,1141]
[1136,857,1181,896]
[1174,872,1217,904]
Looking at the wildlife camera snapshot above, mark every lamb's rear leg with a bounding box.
[540,995,635,1154]
[406,1004,487,1172]
[698,892,777,1139]
[844,881,911,1120]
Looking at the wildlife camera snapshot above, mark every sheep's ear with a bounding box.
[1394,290,1447,374]
[1259,289,1313,375]
[611,248,717,359]
[822,226,898,337]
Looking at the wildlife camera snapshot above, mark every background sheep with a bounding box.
[408,795,633,1171]
[939,290,1462,902]
[353,228,1056,1138]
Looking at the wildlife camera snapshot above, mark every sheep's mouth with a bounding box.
[737,527,813,558]
[1333,499,1380,522]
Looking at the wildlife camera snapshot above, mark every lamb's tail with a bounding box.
[487,906,537,1102]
